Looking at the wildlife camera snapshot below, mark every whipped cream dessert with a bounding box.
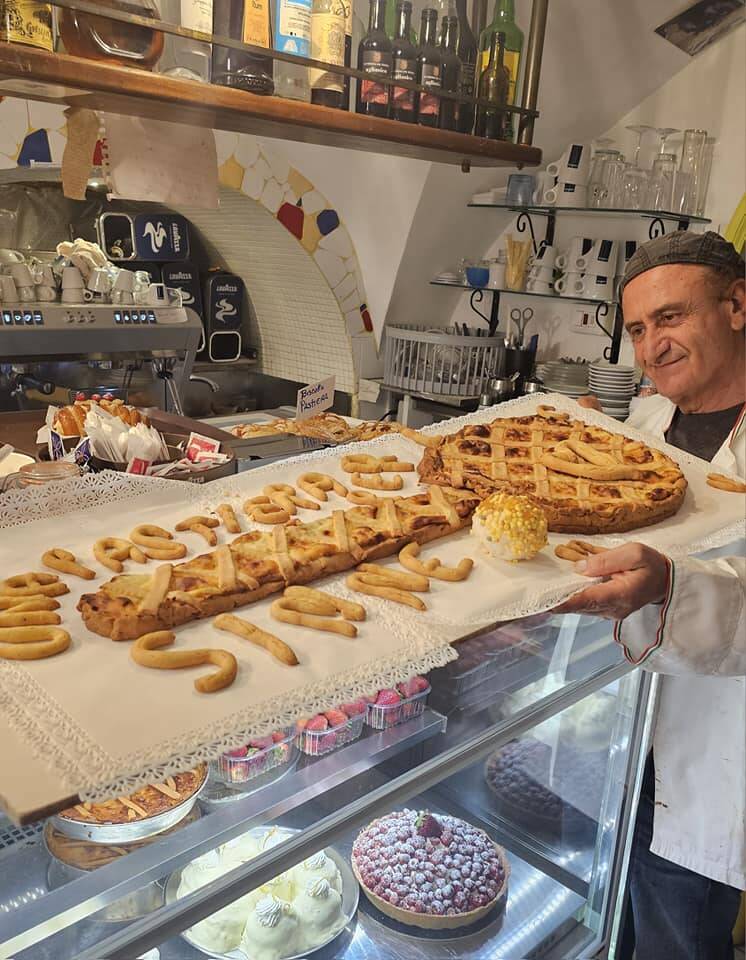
[176,828,346,956]
[240,896,300,960]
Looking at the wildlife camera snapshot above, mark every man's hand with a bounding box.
[577,394,602,411]
[554,543,670,620]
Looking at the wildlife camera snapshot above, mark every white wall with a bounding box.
[259,136,430,342]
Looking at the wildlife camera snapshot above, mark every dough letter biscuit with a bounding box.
[131,631,237,693]
[214,613,299,666]
[42,548,96,580]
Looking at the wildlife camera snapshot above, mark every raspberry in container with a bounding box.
[296,706,366,757]
[365,676,431,730]
[214,728,297,784]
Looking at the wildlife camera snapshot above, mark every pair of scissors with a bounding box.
[509,307,534,346]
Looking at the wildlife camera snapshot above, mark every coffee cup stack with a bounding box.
[543,143,591,208]
[525,243,557,295]
[554,237,619,301]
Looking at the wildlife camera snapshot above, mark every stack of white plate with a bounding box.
[589,361,636,420]
[542,360,589,397]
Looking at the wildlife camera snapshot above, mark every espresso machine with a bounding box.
[0,302,203,415]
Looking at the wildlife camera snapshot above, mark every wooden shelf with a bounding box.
[0,44,542,169]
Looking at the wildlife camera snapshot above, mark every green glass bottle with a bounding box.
[385,0,416,43]
[478,0,522,112]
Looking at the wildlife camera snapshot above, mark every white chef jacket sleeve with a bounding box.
[613,554,746,676]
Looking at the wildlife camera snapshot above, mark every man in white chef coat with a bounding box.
[562,231,745,960]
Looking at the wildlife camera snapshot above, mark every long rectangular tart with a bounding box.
[78,486,480,641]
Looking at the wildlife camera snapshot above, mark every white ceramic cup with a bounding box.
[547,143,591,185]
[40,264,55,285]
[61,265,85,289]
[17,285,35,302]
[617,239,638,274]
[556,237,594,271]
[8,263,34,288]
[528,264,554,283]
[61,287,85,305]
[533,171,556,204]
[554,272,585,296]
[585,239,619,277]
[35,284,57,302]
[0,275,19,303]
[532,243,556,266]
[527,278,554,295]
[578,273,614,300]
[554,182,587,207]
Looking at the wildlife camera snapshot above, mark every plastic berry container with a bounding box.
[214,728,297,784]
[296,712,365,757]
[365,684,431,730]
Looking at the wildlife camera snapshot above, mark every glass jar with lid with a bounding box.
[2,460,83,492]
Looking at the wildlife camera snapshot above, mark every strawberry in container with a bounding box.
[216,729,296,783]
[296,705,366,757]
[366,676,431,729]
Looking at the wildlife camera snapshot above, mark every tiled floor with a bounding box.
[734,946,745,959]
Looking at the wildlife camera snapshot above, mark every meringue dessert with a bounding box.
[240,896,300,960]
[472,492,548,562]
[176,828,346,956]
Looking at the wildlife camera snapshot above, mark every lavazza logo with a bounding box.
[215,298,238,321]
[143,221,168,253]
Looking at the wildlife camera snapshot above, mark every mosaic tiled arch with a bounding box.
[0,98,374,340]
[207,131,374,340]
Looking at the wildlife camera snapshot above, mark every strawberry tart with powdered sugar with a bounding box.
[351,809,509,929]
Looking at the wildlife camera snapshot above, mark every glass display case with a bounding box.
[0,613,653,960]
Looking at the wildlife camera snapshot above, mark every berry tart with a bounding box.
[352,809,509,929]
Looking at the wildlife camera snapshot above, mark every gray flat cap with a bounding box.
[620,230,744,298]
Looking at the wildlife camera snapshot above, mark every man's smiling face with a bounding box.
[622,264,745,411]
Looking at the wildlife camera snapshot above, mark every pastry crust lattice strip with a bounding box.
[77,485,479,641]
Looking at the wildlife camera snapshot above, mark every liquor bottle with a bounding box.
[58,0,164,68]
[273,0,312,100]
[341,0,352,109]
[159,0,212,82]
[1,1,53,50]
[384,0,415,43]
[212,0,274,93]
[474,30,508,140]
[356,0,391,118]
[310,0,345,107]
[455,0,477,134]
[479,0,521,134]
[415,8,441,128]
[390,0,416,124]
[438,14,460,131]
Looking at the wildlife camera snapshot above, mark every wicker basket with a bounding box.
[383,325,505,397]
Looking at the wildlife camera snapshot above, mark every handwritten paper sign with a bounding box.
[297,376,335,422]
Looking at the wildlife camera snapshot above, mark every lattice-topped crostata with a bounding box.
[57,764,207,825]
[418,406,687,534]
[78,486,479,640]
